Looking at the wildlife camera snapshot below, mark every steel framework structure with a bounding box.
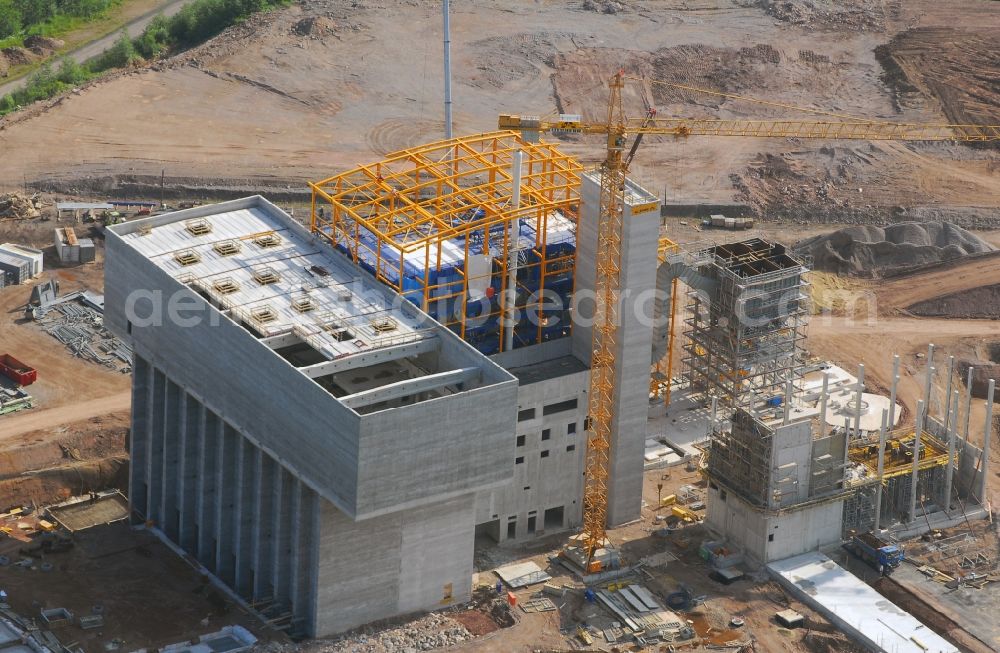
[683,239,809,409]
[310,132,582,352]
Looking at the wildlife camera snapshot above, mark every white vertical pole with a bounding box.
[964,366,975,444]
[980,379,995,502]
[889,354,900,428]
[819,372,830,427]
[443,0,453,140]
[874,407,888,531]
[783,380,792,425]
[944,356,955,427]
[909,400,925,523]
[924,343,935,413]
[944,389,959,512]
[854,363,865,437]
[503,149,523,352]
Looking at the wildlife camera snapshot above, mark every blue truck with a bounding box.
[847,532,903,574]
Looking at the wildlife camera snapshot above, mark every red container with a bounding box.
[0,354,37,386]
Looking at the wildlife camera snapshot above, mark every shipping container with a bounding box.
[0,354,37,386]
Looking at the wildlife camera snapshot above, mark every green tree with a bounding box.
[134,13,169,58]
[89,28,135,71]
[56,55,88,84]
[17,0,55,27]
[58,0,113,19]
[0,0,22,39]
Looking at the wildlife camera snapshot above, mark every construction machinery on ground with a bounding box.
[846,531,904,574]
[499,71,1000,571]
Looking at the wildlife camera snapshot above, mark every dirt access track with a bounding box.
[873,253,1000,314]
[0,0,997,226]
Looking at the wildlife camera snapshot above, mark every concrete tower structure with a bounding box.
[571,171,661,526]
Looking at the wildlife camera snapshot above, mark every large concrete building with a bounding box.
[106,159,662,635]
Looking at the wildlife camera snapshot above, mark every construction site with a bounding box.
[1,1,1000,653]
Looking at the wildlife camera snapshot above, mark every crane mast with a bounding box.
[582,72,628,565]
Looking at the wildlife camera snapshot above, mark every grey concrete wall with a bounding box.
[474,367,588,541]
[357,381,517,518]
[106,223,517,519]
[770,420,814,506]
[572,172,660,526]
[315,494,475,636]
[490,338,571,369]
[706,485,844,565]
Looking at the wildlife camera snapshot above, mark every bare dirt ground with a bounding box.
[0,0,996,227]
[0,233,131,506]
[0,248,129,413]
[0,521,268,653]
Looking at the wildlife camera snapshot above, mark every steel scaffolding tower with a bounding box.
[683,239,809,410]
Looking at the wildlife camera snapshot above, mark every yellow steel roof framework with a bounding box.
[310,132,583,351]
[850,430,953,481]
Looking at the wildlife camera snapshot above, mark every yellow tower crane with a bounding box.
[499,71,1000,570]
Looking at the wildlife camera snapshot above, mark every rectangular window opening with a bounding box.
[517,408,536,422]
[515,456,524,464]
[212,278,240,295]
[540,450,549,458]
[544,506,564,530]
[543,398,578,416]
[516,435,525,447]
[541,429,551,441]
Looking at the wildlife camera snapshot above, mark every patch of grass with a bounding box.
[0,1,124,45]
[0,0,161,83]
[0,56,93,114]
[0,0,291,116]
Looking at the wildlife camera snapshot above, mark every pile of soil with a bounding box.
[908,284,1000,319]
[0,191,42,220]
[581,0,632,13]
[795,221,994,276]
[1,46,37,66]
[735,0,887,32]
[958,353,1000,401]
[23,35,64,57]
[0,38,62,76]
[292,15,338,38]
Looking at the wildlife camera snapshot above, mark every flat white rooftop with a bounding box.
[120,198,435,361]
[769,551,958,653]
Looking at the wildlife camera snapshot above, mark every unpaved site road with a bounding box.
[0,390,130,440]
[811,316,1000,338]
[874,254,1000,314]
[0,0,197,99]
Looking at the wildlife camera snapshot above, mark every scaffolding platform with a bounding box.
[683,239,809,411]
